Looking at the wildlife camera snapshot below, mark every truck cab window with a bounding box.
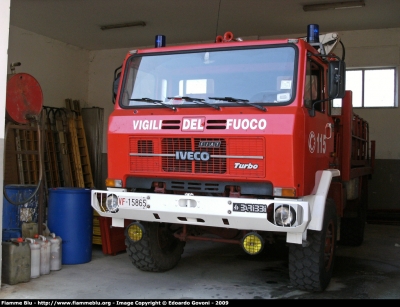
[304,60,324,112]
[119,47,296,108]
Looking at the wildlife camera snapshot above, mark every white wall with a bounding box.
[340,29,400,160]
[8,26,90,109]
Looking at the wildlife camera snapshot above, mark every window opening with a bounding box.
[333,68,396,108]
[304,59,324,113]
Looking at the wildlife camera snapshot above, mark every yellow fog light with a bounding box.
[126,222,145,243]
[242,232,264,255]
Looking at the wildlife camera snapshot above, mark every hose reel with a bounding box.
[6,72,43,124]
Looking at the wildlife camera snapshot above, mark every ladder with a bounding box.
[12,124,40,185]
[43,107,61,188]
[54,108,73,187]
[65,99,94,188]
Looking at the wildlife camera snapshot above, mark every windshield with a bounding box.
[119,45,297,108]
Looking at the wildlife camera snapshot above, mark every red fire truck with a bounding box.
[92,25,375,292]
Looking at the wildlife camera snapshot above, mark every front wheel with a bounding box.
[125,222,185,272]
[288,199,337,292]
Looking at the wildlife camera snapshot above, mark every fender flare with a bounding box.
[302,169,340,231]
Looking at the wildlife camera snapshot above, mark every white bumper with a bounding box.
[91,169,340,244]
[92,190,310,243]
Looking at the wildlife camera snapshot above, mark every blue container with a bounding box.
[2,229,22,242]
[2,184,38,230]
[47,188,92,264]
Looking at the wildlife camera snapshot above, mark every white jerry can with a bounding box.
[34,235,50,275]
[47,233,62,271]
[25,238,40,278]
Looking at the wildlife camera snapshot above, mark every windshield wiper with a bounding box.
[130,98,176,111]
[209,97,266,112]
[167,96,220,110]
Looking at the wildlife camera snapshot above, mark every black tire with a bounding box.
[288,199,337,292]
[125,222,185,272]
[339,177,368,247]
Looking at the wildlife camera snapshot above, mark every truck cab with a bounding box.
[92,26,374,292]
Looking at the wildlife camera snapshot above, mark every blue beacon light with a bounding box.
[155,35,166,48]
[307,24,319,43]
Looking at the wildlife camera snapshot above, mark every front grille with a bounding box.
[194,139,226,174]
[160,138,227,173]
[138,140,153,154]
[168,180,221,192]
[162,138,193,173]
[130,137,265,177]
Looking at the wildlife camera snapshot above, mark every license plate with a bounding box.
[233,203,267,213]
[120,197,147,208]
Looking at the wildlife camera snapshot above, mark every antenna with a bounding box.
[215,0,222,41]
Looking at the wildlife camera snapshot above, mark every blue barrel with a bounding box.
[47,188,92,264]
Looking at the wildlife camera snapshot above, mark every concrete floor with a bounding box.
[0,222,400,300]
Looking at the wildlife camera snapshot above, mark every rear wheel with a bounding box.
[125,222,185,272]
[288,199,337,292]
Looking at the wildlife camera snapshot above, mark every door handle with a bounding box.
[325,123,333,139]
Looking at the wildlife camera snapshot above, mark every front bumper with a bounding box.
[91,190,311,243]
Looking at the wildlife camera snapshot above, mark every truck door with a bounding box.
[303,57,334,194]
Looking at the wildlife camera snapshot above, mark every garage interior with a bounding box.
[1,0,400,300]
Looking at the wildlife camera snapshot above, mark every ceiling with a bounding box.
[9,0,400,51]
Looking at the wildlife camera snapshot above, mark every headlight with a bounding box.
[274,205,296,227]
[106,194,119,213]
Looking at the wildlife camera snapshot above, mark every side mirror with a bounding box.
[328,61,346,99]
[113,65,122,104]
